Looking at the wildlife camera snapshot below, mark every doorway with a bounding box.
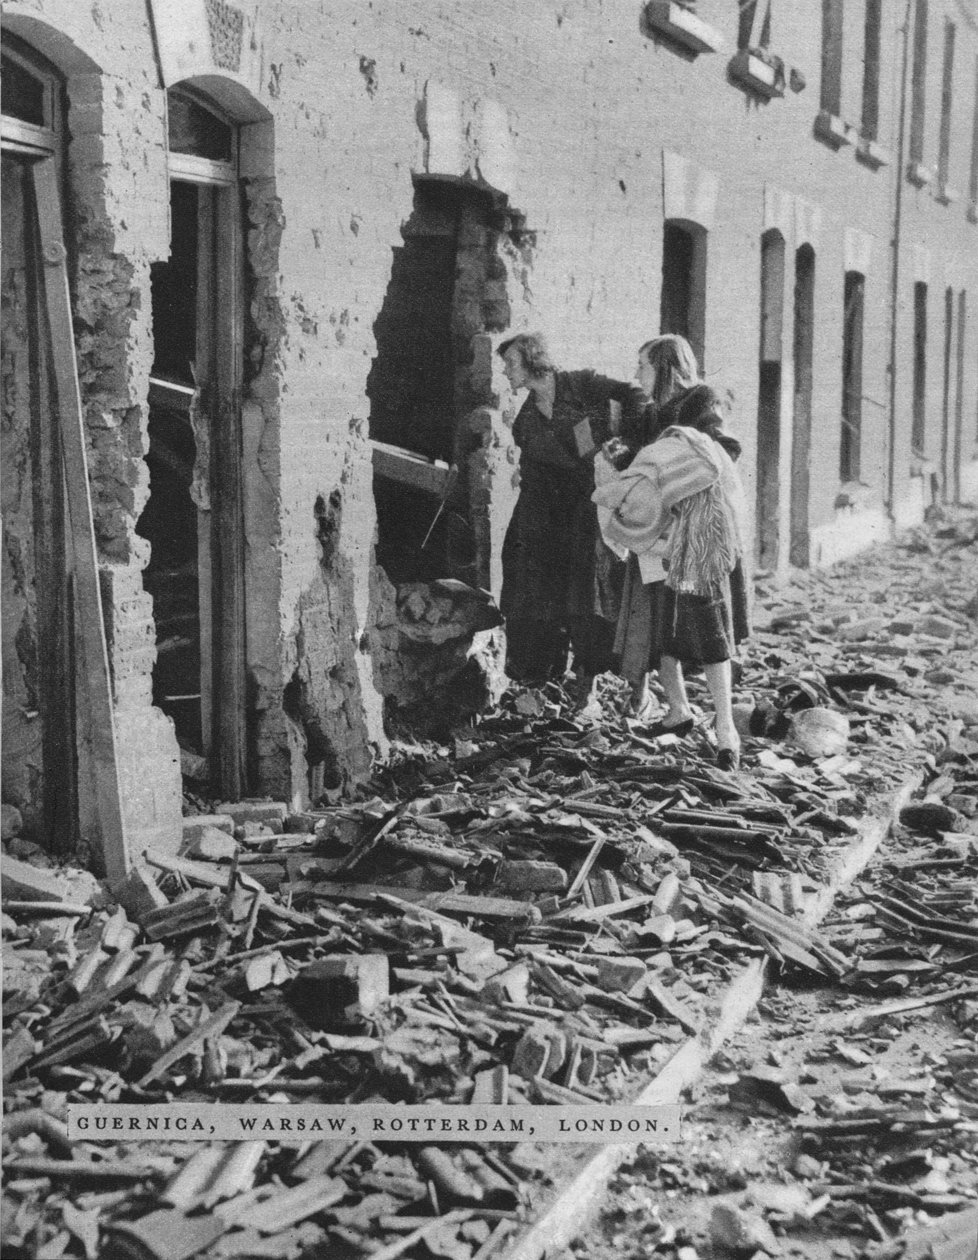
[136,87,246,797]
[790,244,815,568]
[840,271,865,484]
[756,229,785,571]
[660,220,708,373]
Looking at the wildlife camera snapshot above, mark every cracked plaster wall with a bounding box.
[6,0,978,819]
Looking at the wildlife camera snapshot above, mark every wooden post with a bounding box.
[31,157,130,882]
[212,181,246,800]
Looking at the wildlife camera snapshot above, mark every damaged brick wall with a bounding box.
[5,0,978,823]
[1,9,183,863]
[66,63,183,861]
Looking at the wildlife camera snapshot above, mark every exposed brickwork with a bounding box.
[2,0,977,843]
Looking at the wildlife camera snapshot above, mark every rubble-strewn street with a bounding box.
[3,510,977,1260]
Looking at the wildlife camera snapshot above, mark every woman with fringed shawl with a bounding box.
[594,336,750,770]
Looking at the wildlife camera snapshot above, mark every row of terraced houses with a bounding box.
[2,0,977,872]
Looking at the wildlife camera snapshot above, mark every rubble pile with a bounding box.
[3,513,978,1260]
[561,513,978,1260]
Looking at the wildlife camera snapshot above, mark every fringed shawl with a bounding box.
[593,426,745,595]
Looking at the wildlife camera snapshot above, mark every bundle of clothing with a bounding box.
[593,384,747,594]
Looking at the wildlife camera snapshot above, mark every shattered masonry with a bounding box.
[1,2,977,864]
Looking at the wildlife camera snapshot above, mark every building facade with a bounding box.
[2,0,977,870]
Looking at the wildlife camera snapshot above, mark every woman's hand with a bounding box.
[601,437,632,471]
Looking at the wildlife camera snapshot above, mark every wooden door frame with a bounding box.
[1,97,130,876]
[162,103,246,799]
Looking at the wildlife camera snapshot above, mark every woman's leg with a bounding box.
[704,659,739,752]
[659,655,693,725]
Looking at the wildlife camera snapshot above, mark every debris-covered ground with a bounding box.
[2,510,977,1260]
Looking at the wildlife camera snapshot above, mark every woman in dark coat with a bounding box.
[498,333,644,698]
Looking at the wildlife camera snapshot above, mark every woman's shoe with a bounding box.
[716,746,741,771]
[644,717,695,739]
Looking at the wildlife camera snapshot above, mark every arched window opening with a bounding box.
[1,33,63,135]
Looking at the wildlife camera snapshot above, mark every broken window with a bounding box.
[137,85,246,797]
[909,0,930,170]
[1,37,76,847]
[790,244,815,569]
[861,0,883,141]
[840,270,865,484]
[368,178,502,588]
[937,19,956,192]
[756,229,785,572]
[820,0,844,117]
[912,282,928,456]
[660,220,707,374]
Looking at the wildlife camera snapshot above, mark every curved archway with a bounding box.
[0,12,100,76]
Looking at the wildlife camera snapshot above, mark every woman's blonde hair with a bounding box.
[638,334,699,406]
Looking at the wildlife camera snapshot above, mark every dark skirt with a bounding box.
[614,556,750,681]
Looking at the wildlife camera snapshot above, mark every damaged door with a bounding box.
[138,87,245,797]
[1,44,75,849]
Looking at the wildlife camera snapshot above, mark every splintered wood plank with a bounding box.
[31,158,130,882]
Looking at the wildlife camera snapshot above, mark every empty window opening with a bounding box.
[820,0,844,116]
[756,229,785,572]
[1,38,76,848]
[660,220,707,375]
[861,0,883,139]
[938,19,956,188]
[912,282,928,455]
[738,0,771,50]
[369,178,505,588]
[136,86,246,797]
[790,244,815,569]
[909,0,930,167]
[840,270,865,484]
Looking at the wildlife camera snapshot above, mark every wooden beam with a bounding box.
[31,157,130,883]
[371,440,453,496]
[211,180,246,799]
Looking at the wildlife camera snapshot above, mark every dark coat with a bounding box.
[500,370,644,630]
